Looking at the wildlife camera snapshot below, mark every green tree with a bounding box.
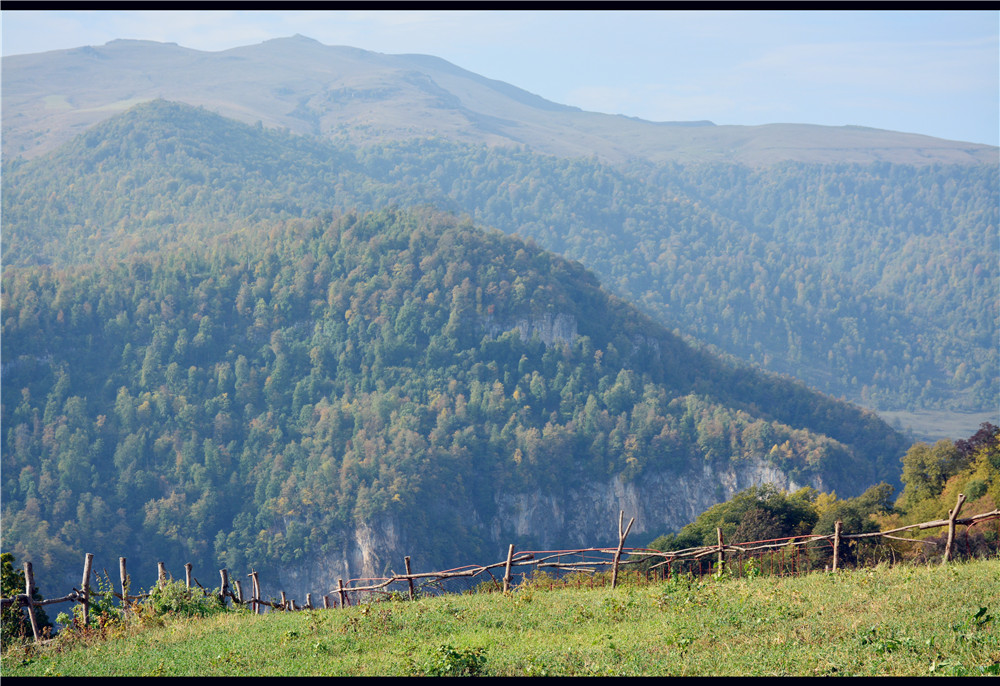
[896,440,967,515]
[1,552,52,644]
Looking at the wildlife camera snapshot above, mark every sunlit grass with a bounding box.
[3,558,998,676]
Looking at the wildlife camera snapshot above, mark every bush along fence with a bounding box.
[2,494,997,644]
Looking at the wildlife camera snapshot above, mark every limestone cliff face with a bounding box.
[481,312,578,346]
[273,517,410,603]
[274,456,815,600]
[491,457,815,551]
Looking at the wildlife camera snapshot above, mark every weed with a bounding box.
[439,602,464,619]
[522,658,551,676]
[951,606,993,643]
[601,592,637,622]
[424,644,487,676]
[509,588,534,607]
[666,632,695,653]
[858,625,917,655]
[143,660,167,677]
[471,579,501,594]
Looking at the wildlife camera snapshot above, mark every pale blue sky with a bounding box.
[3,9,998,145]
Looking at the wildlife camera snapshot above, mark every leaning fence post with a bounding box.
[404,556,415,601]
[832,520,842,572]
[23,561,41,642]
[233,579,244,605]
[943,493,967,565]
[503,544,515,593]
[249,570,261,614]
[80,553,94,627]
[611,511,635,589]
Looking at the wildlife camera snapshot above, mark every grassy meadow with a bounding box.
[2,558,998,677]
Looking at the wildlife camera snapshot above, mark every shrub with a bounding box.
[143,579,227,618]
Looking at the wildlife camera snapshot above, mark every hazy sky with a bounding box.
[3,9,998,146]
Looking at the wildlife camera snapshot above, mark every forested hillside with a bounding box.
[3,101,996,412]
[1,205,906,592]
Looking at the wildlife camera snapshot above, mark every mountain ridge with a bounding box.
[3,99,995,415]
[3,36,996,165]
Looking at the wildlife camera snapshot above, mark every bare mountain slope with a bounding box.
[4,35,997,165]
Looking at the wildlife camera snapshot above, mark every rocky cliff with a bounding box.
[481,312,578,347]
[273,454,812,600]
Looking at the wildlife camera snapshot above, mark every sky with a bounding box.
[3,9,998,146]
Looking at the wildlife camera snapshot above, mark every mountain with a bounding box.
[0,204,907,598]
[3,101,996,416]
[3,36,997,166]
[0,38,993,598]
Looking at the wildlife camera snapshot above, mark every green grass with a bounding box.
[3,559,998,676]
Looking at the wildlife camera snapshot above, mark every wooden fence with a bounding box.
[3,493,997,644]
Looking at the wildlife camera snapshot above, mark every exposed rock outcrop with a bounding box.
[482,312,578,346]
[273,455,814,600]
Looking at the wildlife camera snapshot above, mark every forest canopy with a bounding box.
[3,100,996,413]
[1,206,907,590]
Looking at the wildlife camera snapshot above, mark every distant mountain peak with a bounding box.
[104,38,178,47]
[262,33,324,47]
[3,37,997,165]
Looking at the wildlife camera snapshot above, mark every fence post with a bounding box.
[23,561,41,642]
[250,570,261,614]
[280,591,287,611]
[306,593,313,610]
[119,558,130,614]
[337,578,347,608]
[233,579,244,605]
[157,562,168,586]
[503,544,515,593]
[404,556,415,601]
[219,569,230,606]
[80,552,94,627]
[943,493,967,565]
[323,595,331,609]
[716,527,725,575]
[832,520,842,572]
[184,563,193,590]
[611,510,635,590]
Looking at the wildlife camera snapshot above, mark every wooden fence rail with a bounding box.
[3,495,997,644]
